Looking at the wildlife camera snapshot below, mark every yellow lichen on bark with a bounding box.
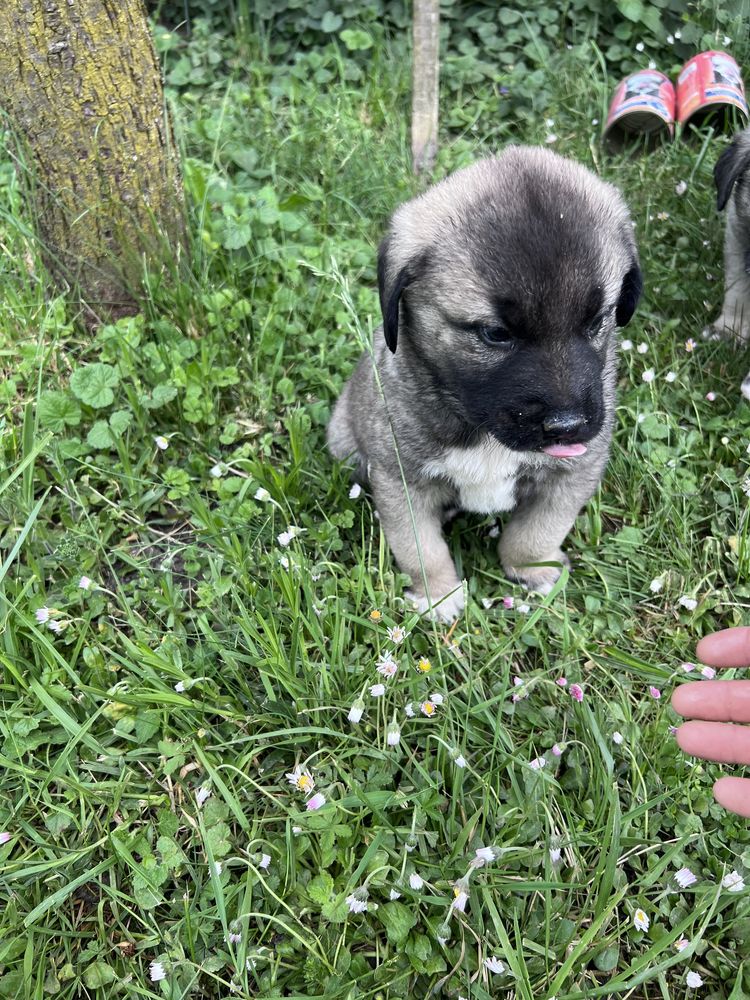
[0,0,185,320]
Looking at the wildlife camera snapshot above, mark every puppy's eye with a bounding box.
[478,325,514,347]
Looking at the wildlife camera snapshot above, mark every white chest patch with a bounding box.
[422,438,533,514]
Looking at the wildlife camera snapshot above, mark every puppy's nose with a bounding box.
[542,411,587,441]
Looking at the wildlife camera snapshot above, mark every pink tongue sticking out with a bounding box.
[542,443,588,458]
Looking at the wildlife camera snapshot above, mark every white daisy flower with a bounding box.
[612,732,624,745]
[306,792,326,811]
[633,908,650,932]
[636,341,648,354]
[621,339,633,350]
[450,880,470,914]
[722,870,745,892]
[370,683,386,697]
[210,464,224,478]
[213,861,223,876]
[420,700,437,717]
[686,971,703,988]
[678,596,698,611]
[454,753,467,768]
[376,657,398,678]
[430,692,444,706]
[277,527,299,547]
[701,666,716,679]
[149,961,167,981]
[174,681,185,692]
[47,619,64,633]
[259,853,271,869]
[674,866,698,889]
[78,576,93,590]
[642,368,655,383]
[228,931,242,944]
[348,483,362,499]
[649,577,664,593]
[665,371,677,383]
[387,625,408,644]
[517,602,531,614]
[389,888,401,900]
[675,180,687,196]
[404,702,415,718]
[154,435,169,451]
[549,846,562,864]
[254,487,270,501]
[635,41,644,52]
[675,937,690,951]
[529,756,546,770]
[484,956,506,974]
[35,607,51,623]
[196,786,212,807]
[286,767,315,794]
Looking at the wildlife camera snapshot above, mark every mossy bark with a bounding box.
[0,0,186,321]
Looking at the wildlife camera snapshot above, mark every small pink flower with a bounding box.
[569,684,584,702]
[701,666,716,679]
[306,793,326,811]
[706,391,716,401]
[0,832,10,845]
[551,743,563,757]
[681,662,696,672]
[502,595,514,609]
[685,338,696,352]
[556,677,568,687]
[649,686,661,699]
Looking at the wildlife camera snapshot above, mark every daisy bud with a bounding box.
[306,793,326,811]
[386,723,401,747]
[149,961,167,981]
[409,871,424,890]
[348,698,365,724]
[346,887,369,913]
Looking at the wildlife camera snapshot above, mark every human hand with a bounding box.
[671,626,750,818]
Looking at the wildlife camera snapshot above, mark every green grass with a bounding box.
[3,17,750,1000]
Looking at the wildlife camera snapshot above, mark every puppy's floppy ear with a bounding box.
[377,236,413,353]
[715,133,750,211]
[615,261,642,328]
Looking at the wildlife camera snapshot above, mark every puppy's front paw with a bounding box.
[742,371,750,401]
[502,551,570,596]
[704,315,750,343]
[406,581,465,622]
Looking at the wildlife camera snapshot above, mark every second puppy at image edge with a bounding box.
[710,128,750,399]
[328,147,642,621]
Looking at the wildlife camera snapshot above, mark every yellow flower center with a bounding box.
[417,658,431,673]
[369,610,382,621]
[298,774,312,790]
[423,702,435,716]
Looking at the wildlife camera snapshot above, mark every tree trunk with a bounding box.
[0,0,186,323]
[411,0,440,175]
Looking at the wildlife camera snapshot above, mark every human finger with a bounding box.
[696,626,750,668]
[676,720,750,764]
[713,776,750,818]
[671,680,750,722]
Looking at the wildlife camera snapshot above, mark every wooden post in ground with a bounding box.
[411,0,440,175]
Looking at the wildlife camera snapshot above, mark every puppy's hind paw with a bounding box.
[405,583,465,622]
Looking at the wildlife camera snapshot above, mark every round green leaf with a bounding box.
[37,391,81,431]
[70,363,120,409]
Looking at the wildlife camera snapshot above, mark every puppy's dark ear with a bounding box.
[377,236,414,353]
[615,262,642,327]
[715,134,750,211]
